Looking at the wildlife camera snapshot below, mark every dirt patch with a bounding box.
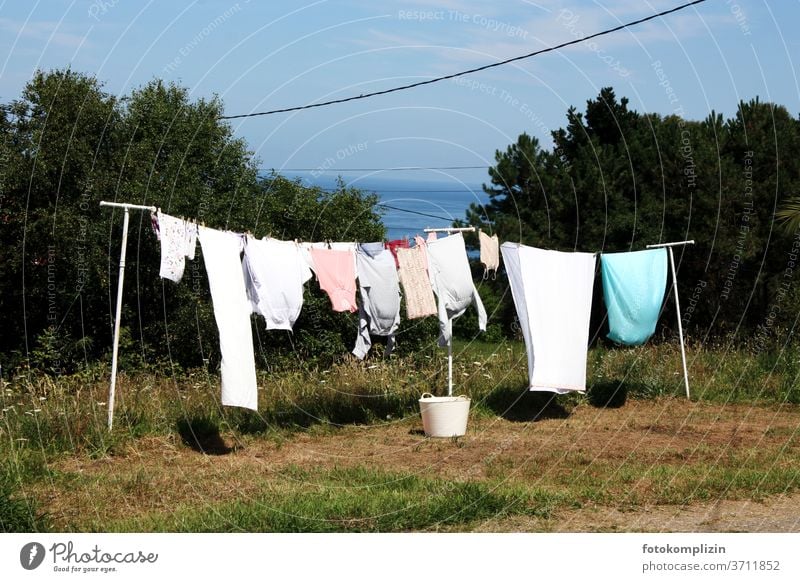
[474,495,800,532]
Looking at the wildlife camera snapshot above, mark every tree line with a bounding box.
[0,69,392,375]
[464,87,800,349]
[2,72,798,376]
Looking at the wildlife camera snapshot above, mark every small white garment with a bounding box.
[243,237,312,331]
[479,231,500,278]
[501,243,596,394]
[198,226,258,411]
[425,232,487,347]
[352,242,401,359]
[157,211,197,283]
[185,221,197,260]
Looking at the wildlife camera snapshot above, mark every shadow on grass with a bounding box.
[484,385,571,422]
[587,378,678,407]
[225,394,421,436]
[587,380,628,408]
[176,415,234,455]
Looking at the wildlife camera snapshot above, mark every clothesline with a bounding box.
[146,210,492,414]
[101,201,695,431]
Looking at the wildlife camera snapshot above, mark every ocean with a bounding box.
[283,173,491,242]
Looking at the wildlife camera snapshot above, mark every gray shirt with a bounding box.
[352,242,401,359]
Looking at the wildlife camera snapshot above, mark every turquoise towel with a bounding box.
[601,248,668,346]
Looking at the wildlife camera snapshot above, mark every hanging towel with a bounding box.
[352,242,401,359]
[501,243,596,394]
[426,231,438,242]
[198,226,258,411]
[601,248,668,346]
[243,237,312,331]
[308,247,358,312]
[157,211,197,283]
[479,231,500,278]
[397,246,437,319]
[385,238,410,268]
[426,233,487,347]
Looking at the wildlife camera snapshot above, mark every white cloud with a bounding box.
[343,1,731,86]
[0,17,90,49]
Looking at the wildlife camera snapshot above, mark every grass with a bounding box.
[0,460,49,532]
[3,340,797,458]
[2,340,800,532]
[100,466,556,532]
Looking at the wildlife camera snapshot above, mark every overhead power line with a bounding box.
[327,188,480,193]
[377,203,454,222]
[264,165,488,172]
[222,0,708,120]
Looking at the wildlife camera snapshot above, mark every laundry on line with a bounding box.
[117,210,690,416]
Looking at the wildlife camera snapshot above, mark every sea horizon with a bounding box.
[277,172,491,242]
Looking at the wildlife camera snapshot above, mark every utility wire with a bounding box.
[325,188,481,193]
[377,203,454,222]
[222,0,708,120]
[264,165,487,171]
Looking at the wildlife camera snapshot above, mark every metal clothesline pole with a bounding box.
[447,336,453,397]
[423,226,475,395]
[646,240,694,399]
[423,226,476,233]
[100,201,157,430]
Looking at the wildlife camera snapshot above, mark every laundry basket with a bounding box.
[419,393,471,437]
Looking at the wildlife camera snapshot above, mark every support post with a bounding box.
[668,247,691,399]
[647,240,694,399]
[424,226,476,234]
[100,201,156,430]
[425,225,474,397]
[447,338,453,396]
[107,208,129,430]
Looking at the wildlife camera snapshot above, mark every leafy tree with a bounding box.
[467,88,800,344]
[0,70,387,374]
[0,69,119,371]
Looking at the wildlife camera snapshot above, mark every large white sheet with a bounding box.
[501,243,596,393]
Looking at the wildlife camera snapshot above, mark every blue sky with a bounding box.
[1,0,798,187]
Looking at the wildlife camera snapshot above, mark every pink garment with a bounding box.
[385,238,410,268]
[309,247,358,312]
[427,231,438,242]
[414,235,429,271]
